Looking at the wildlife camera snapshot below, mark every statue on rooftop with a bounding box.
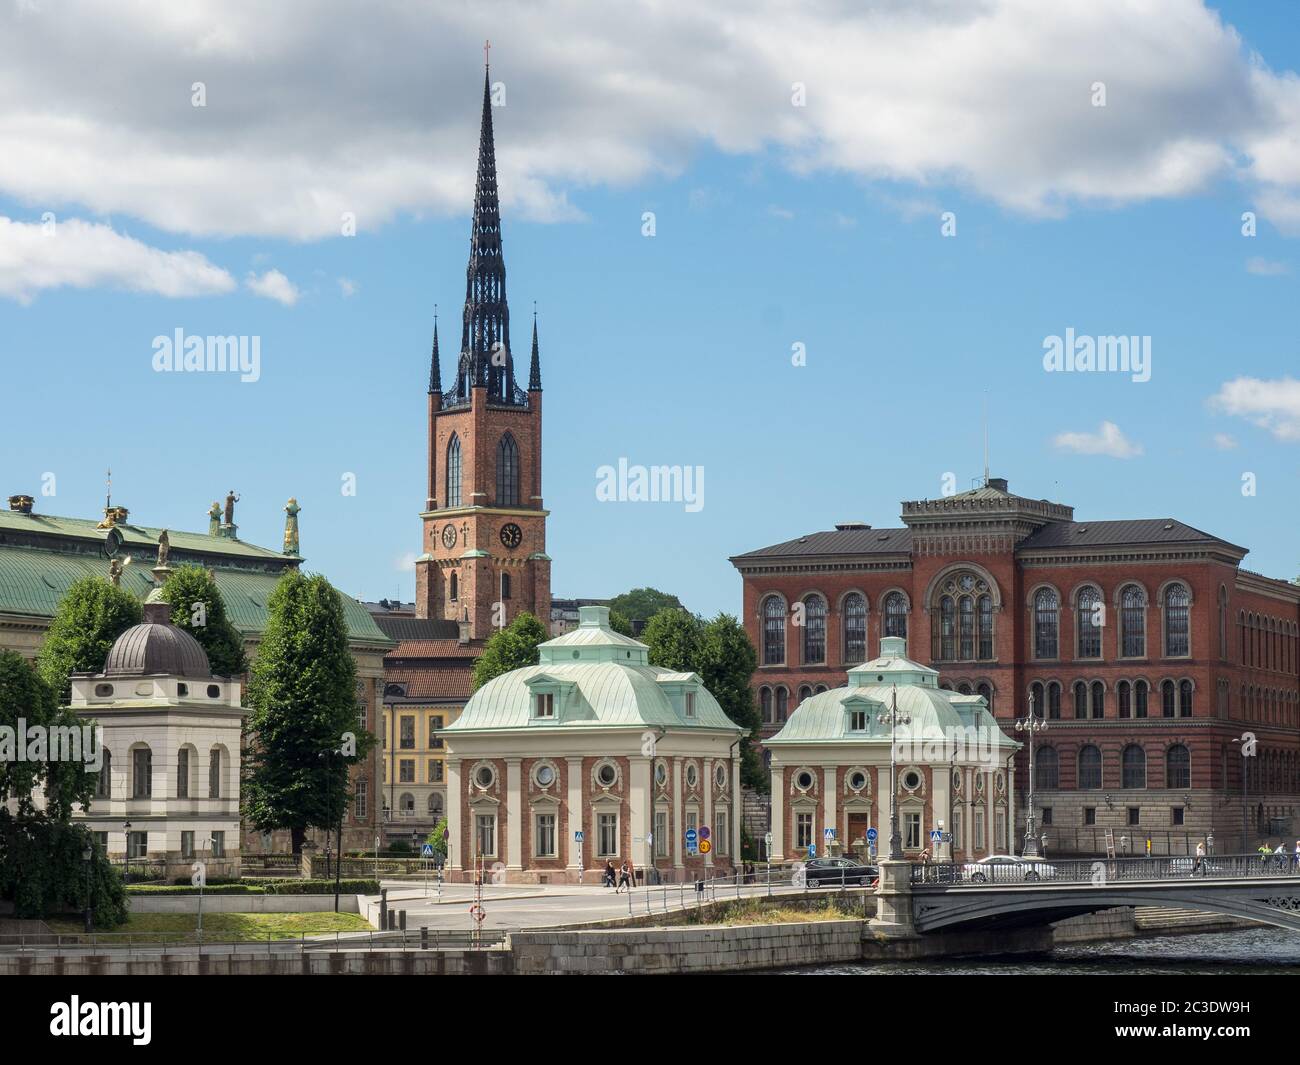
[223,490,239,527]
[283,498,301,556]
[208,502,221,537]
[157,529,170,569]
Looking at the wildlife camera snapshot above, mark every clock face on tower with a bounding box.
[441,524,457,549]
[499,523,523,550]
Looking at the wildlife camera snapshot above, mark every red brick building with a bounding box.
[731,477,1300,854]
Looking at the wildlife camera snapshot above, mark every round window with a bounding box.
[903,770,921,790]
[177,683,189,698]
[686,765,698,788]
[597,762,617,787]
[715,764,727,788]
[796,770,814,790]
[476,765,495,788]
[654,762,667,786]
[849,770,867,790]
[207,684,221,699]
[535,764,555,787]
[94,683,114,698]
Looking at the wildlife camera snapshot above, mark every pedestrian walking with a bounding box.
[1292,841,1300,872]
[1192,840,1206,876]
[602,859,616,889]
[1276,843,1287,871]
[617,860,632,893]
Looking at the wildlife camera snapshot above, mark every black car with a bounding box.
[802,858,879,887]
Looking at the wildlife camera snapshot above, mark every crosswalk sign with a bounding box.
[420,843,434,858]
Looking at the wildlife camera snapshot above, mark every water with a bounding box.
[780,928,1300,974]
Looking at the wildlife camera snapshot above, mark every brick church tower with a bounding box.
[415,61,551,640]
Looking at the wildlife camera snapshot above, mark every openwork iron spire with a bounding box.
[453,62,523,406]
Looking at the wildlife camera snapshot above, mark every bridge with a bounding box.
[886,854,1300,935]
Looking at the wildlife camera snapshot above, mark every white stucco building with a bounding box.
[70,600,245,879]
[442,606,745,883]
[767,636,1021,862]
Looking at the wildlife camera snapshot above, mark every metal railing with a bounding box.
[0,927,511,956]
[910,852,1300,887]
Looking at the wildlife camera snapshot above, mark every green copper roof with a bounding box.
[0,510,285,562]
[447,606,741,734]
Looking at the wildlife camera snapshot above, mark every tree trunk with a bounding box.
[290,826,306,855]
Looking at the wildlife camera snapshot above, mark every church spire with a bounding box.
[454,51,521,405]
[529,305,542,391]
[428,307,441,394]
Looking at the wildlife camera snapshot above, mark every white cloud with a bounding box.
[394,551,419,571]
[245,268,300,306]
[337,277,357,297]
[1212,432,1237,450]
[766,204,794,220]
[1246,256,1289,276]
[1052,421,1143,458]
[3,1,1300,240]
[1210,376,1300,442]
[0,215,234,303]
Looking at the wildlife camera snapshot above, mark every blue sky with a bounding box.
[4,0,1300,617]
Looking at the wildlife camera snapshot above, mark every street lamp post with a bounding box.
[876,685,911,861]
[1015,693,1048,858]
[122,819,132,881]
[82,838,93,934]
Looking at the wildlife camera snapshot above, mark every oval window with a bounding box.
[849,771,867,790]
[535,764,555,787]
[654,762,667,786]
[685,765,698,788]
[207,685,221,699]
[903,770,921,789]
[94,683,114,698]
[476,765,495,788]
[135,682,152,697]
[796,770,814,790]
[177,683,189,697]
[597,762,617,787]
[715,764,727,788]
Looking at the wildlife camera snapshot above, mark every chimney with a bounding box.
[834,521,870,531]
[7,494,34,514]
[458,607,471,645]
[988,477,1009,492]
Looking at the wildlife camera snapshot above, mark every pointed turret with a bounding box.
[453,62,522,406]
[428,310,441,395]
[528,308,542,391]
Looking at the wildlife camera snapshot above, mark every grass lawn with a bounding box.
[46,911,372,942]
[685,899,860,926]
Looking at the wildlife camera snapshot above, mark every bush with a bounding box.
[264,879,379,895]
[128,883,264,896]
[129,878,378,897]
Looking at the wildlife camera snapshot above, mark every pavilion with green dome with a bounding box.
[766,635,1020,863]
[442,605,744,883]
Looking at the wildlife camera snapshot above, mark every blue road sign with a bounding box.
[420,843,434,858]
[808,844,817,858]
[574,830,584,843]
[866,827,878,843]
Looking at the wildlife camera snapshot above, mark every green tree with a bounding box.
[472,612,548,690]
[642,608,703,671]
[160,565,248,677]
[607,608,634,636]
[0,650,127,924]
[698,614,764,788]
[243,571,373,854]
[426,817,449,861]
[36,577,141,704]
[608,588,684,625]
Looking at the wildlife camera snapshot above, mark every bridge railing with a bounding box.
[911,852,1300,886]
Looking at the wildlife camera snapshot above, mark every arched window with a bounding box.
[1073,681,1088,720]
[957,683,973,695]
[131,745,152,799]
[1120,585,1146,657]
[977,595,993,659]
[400,792,414,815]
[814,684,828,695]
[209,747,222,799]
[1218,586,1229,660]
[449,572,459,602]
[428,793,444,818]
[1118,680,1131,719]
[1166,744,1190,790]
[939,596,956,660]
[761,596,785,665]
[798,685,812,702]
[842,593,867,665]
[446,434,462,507]
[884,592,908,640]
[1048,681,1061,720]
[496,432,520,506]
[500,572,512,601]
[976,682,993,713]
[775,687,788,722]
[96,749,112,799]
[1164,583,1190,657]
[802,595,827,664]
[1161,679,1176,718]
[1034,588,1059,659]
[1135,679,1149,719]
[1078,746,1102,790]
[1090,680,1105,719]
[760,687,772,725]
[1077,586,1102,658]
[1179,680,1193,718]
[1036,747,1059,789]
[1121,745,1146,789]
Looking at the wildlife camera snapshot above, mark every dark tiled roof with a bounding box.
[732,527,911,561]
[374,616,460,641]
[1017,519,1243,552]
[384,664,475,702]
